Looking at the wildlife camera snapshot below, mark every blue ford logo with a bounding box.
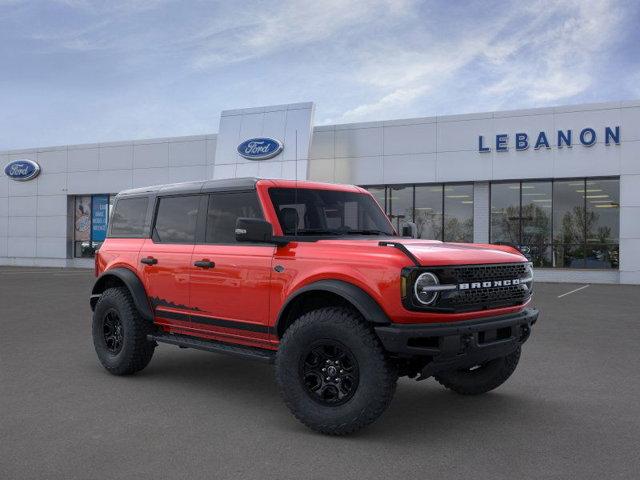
[237,137,283,160]
[4,159,41,181]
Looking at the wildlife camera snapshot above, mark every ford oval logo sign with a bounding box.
[237,137,283,160]
[4,159,41,181]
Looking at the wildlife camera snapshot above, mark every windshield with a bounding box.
[269,188,396,237]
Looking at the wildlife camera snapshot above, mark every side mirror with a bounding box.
[235,218,288,246]
[401,222,417,238]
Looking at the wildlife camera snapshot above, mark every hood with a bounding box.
[394,239,526,266]
[313,237,526,266]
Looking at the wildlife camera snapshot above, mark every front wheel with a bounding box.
[275,307,397,435]
[434,347,521,395]
[92,287,155,375]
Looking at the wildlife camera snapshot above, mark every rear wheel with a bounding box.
[92,287,155,375]
[434,347,521,395]
[275,307,397,435]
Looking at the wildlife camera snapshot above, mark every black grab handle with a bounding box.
[194,260,215,269]
[140,257,158,265]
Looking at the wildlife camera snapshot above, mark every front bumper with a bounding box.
[374,308,538,378]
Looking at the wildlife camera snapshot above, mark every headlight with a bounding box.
[414,272,440,305]
[523,262,534,292]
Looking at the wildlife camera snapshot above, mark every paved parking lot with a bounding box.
[1,267,639,480]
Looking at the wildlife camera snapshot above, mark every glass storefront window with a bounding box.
[364,183,474,241]
[553,180,587,267]
[490,178,619,269]
[414,185,442,240]
[388,185,413,232]
[553,180,586,245]
[73,194,114,258]
[521,181,552,267]
[444,184,473,242]
[490,182,520,245]
[585,178,619,269]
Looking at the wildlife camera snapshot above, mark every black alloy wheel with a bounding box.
[102,308,124,355]
[299,340,359,406]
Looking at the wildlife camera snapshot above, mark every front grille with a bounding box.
[450,263,529,284]
[437,263,531,311]
[445,283,526,309]
[406,263,532,313]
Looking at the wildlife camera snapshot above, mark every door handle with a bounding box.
[140,256,158,265]
[194,260,215,269]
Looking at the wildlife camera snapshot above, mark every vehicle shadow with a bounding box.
[129,347,557,440]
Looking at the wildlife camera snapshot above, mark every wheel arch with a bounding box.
[275,279,391,338]
[90,268,153,322]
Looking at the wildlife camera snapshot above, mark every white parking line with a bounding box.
[557,284,590,298]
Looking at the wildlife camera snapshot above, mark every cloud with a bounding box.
[0,0,635,149]
[481,0,622,104]
[334,0,626,122]
[191,0,414,70]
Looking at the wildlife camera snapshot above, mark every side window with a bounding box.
[153,195,200,244]
[206,192,263,244]
[109,197,149,237]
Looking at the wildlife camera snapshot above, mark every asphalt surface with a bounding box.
[1,267,639,480]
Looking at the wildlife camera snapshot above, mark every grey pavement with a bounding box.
[1,267,639,479]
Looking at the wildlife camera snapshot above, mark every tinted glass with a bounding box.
[206,192,263,244]
[366,187,386,213]
[414,185,443,240]
[585,178,619,268]
[553,180,586,245]
[110,197,149,237]
[521,181,552,266]
[585,179,619,244]
[553,180,585,267]
[444,184,473,242]
[269,188,394,237]
[153,195,200,243]
[388,186,413,232]
[490,183,520,244]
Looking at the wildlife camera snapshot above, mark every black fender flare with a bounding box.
[90,268,154,322]
[276,279,391,337]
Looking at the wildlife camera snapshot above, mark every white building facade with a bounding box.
[1,100,639,284]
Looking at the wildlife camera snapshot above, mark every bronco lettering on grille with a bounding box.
[459,278,521,290]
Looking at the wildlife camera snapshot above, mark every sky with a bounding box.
[1,0,639,150]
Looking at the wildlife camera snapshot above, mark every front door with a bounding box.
[189,191,274,347]
[139,194,203,332]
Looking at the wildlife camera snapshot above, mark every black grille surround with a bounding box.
[402,262,533,313]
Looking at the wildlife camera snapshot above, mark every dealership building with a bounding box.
[1,100,639,284]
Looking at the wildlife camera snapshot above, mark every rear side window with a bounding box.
[109,197,149,237]
[205,192,263,244]
[153,195,200,244]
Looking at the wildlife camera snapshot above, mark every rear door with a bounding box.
[139,194,204,332]
[189,191,274,346]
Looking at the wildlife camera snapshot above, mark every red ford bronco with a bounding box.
[91,178,537,435]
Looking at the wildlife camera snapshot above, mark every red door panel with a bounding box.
[139,239,195,333]
[189,244,274,347]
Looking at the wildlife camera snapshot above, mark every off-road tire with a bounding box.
[275,307,397,435]
[92,287,155,375]
[434,347,521,395]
